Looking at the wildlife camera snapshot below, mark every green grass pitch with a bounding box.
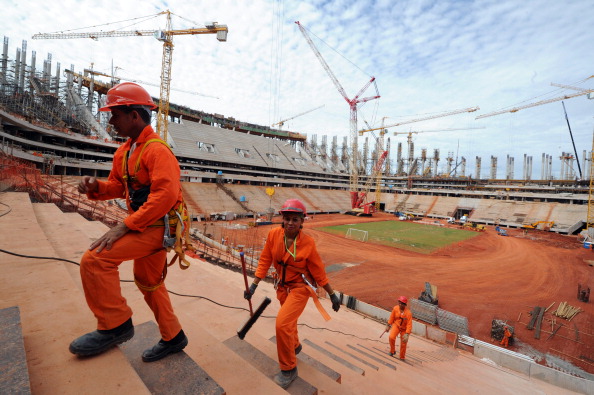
[315,220,480,254]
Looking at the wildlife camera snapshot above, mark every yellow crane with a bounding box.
[33,10,228,141]
[476,76,594,230]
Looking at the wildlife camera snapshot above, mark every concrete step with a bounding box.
[302,339,365,376]
[119,321,225,395]
[179,311,285,394]
[0,192,149,394]
[238,330,344,393]
[0,306,31,394]
[223,335,318,394]
[269,336,341,383]
[63,211,109,241]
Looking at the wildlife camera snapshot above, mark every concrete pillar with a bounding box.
[19,40,26,93]
[54,62,60,94]
[475,156,481,179]
[548,155,553,180]
[1,37,8,91]
[490,155,497,179]
[14,48,20,93]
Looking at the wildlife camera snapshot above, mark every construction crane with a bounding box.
[80,67,220,99]
[476,76,594,231]
[271,104,325,128]
[358,106,480,135]
[295,21,380,198]
[33,10,228,141]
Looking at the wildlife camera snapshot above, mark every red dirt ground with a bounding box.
[200,213,594,374]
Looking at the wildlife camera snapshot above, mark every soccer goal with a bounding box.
[346,228,369,242]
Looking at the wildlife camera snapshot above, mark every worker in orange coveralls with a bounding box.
[70,82,188,362]
[386,296,413,359]
[244,199,341,389]
[500,325,512,348]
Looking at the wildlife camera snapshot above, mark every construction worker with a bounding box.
[70,82,188,362]
[500,325,512,348]
[386,296,413,359]
[244,199,341,389]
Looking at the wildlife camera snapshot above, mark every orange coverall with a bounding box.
[255,227,330,371]
[500,326,512,348]
[388,305,413,359]
[80,125,183,341]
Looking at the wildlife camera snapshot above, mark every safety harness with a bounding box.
[122,138,196,292]
[273,235,331,321]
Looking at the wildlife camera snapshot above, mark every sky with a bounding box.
[3,0,594,179]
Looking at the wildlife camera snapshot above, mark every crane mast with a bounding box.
[295,21,380,195]
[33,10,228,141]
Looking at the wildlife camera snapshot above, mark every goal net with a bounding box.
[346,228,369,242]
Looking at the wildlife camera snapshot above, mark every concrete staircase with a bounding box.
[0,192,582,394]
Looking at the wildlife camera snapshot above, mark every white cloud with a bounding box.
[2,0,593,179]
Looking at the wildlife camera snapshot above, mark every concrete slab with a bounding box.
[119,321,225,395]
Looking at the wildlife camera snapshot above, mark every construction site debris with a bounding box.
[546,323,563,340]
[553,302,582,320]
[418,281,438,305]
[491,319,514,345]
[577,284,590,303]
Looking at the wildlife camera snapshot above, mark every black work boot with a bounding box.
[273,367,298,389]
[69,318,134,356]
[142,329,188,362]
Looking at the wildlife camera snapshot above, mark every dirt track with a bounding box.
[202,213,594,374]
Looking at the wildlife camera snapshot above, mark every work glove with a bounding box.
[244,283,258,300]
[402,333,409,343]
[330,292,341,312]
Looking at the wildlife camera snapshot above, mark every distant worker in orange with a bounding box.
[386,296,413,359]
[244,199,341,389]
[70,82,189,362]
[500,325,512,348]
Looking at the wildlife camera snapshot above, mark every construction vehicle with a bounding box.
[33,10,228,142]
[495,226,508,236]
[521,221,555,230]
[462,221,486,231]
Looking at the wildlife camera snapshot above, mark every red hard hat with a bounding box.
[398,296,408,304]
[279,199,307,217]
[99,82,157,111]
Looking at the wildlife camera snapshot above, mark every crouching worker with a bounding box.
[386,296,413,359]
[70,82,188,362]
[244,199,341,389]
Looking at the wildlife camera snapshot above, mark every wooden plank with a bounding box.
[534,307,545,339]
[119,321,225,395]
[526,306,540,330]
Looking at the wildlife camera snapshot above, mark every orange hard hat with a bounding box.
[279,199,307,217]
[99,82,157,111]
[398,296,408,304]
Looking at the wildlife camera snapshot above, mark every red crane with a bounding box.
[295,21,380,197]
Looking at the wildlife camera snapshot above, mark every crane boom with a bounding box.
[33,10,228,141]
[476,89,593,119]
[272,105,325,128]
[358,107,480,135]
